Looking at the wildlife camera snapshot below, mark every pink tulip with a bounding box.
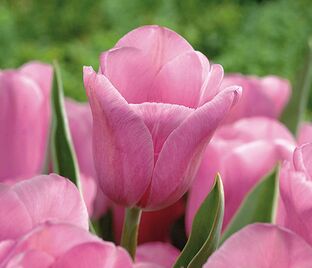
[0,174,89,240]
[277,143,312,245]
[0,222,133,268]
[65,99,110,218]
[84,25,241,210]
[135,242,180,268]
[186,117,295,233]
[204,224,312,267]
[297,122,312,145]
[0,62,52,181]
[221,74,291,124]
[113,199,184,244]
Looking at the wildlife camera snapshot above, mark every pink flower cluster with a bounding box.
[1,25,311,267]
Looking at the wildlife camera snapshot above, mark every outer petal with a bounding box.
[0,174,89,240]
[136,242,180,268]
[297,123,312,145]
[0,72,45,181]
[115,25,193,67]
[204,224,312,268]
[277,163,312,246]
[52,242,132,268]
[145,86,241,209]
[84,67,154,206]
[293,143,312,179]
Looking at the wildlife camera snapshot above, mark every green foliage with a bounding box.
[173,174,224,268]
[0,0,311,109]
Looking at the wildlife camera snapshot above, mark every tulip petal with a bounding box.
[146,86,241,209]
[84,67,154,206]
[293,143,312,179]
[277,163,312,246]
[297,123,312,145]
[0,174,89,240]
[136,242,180,268]
[204,224,312,268]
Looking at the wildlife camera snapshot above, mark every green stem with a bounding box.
[120,207,142,259]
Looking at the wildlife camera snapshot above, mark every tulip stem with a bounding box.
[120,207,142,259]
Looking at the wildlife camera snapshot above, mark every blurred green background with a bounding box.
[0,0,311,108]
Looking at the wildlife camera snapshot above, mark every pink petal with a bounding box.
[293,143,312,179]
[6,250,54,268]
[297,123,312,145]
[145,86,241,209]
[136,242,180,268]
[204,224,312,268]
[277,162,312,246]
[0,174,89,240]
[115,25,193,67]
[84,67,154,206]
[52,242,132,268]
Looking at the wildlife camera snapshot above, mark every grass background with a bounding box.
[1,0,311,113]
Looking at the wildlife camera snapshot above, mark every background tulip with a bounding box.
[221,74,291,124]
[204,224,312,268]
[0,223,133,268]
[0,174,89,240]
[0,62,52,182]
[297,122,312,145]
[85,25,241,210]
[186,117,295,233]
[277,143,312,246]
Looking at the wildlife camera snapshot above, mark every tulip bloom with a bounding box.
[221,74,291,124]
[84,25,241,210]
[65,99,110,218]
[0,62,52,182]
[204,224,312,267]
[277,143,312,246]
[186,117,295,232]
[0,174,89,240]
[0,223,133,268]
[297,122,312,145]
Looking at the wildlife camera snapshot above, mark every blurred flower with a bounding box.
[0,222,133,268]
[204,224,312,267]
[0,62,52,182]
[0,174,88,240]
[221,74,291,124]
[84,25,241,210]
[297,122,312,145]
[186,117,295,233]
[277,143,312,246]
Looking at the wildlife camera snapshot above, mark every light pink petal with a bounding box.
[145,86,241,209]
[6,250,54,268]
[19,61,53,98]
[84,67,154,206]
[293,143,312,179]
[0,174,89,240]
[79,173,97,216]
[0,240,15,263]
[52,242,133,268]
[204,224,312,268]
[115,25,193,67]
[277,163,312,246]
[0,72,46,181]
[134,263,163,268]
[147,51,205,108]
[136,242,180,268]
[297,123,312,145]
[260,75,291,117]
[100,47,156,104]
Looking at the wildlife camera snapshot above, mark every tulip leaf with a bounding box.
[50,61,82,191]
[221,168,278,244]
[281,39,312,133]
[173,174,224,268]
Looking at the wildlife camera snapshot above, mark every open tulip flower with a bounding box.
[84,25,241,210]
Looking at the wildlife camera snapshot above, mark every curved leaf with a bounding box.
[174,174,224,268]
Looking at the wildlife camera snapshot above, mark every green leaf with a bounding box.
[50,61,81,190]
[281,38,312,134]
[173,174,224,268]
[221,168,278,244]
